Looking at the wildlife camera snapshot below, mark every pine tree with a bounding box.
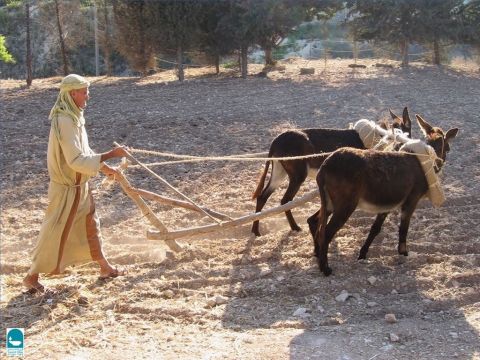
[25,0,32,86]
[151,0,205,81]
[255,0,342,67]
[346,0,419,66]
[112,0,156,76]
[460,0,480,46]
[197,1,234,74]
[414,0,465,65]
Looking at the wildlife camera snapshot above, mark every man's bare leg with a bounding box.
[97,258,125,279]
[23,273,45,293]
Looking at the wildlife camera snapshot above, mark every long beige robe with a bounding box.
[29,114,103,274]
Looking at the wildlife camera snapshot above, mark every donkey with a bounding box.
[307,114,458,276]
[251,108,412,236]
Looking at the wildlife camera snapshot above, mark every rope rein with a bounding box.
[130,149,269,159]
[127,148,334,167]
[126,123,436,168]
[127,146,440,167]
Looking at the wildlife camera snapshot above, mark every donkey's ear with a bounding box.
[389,108,400,120]
[445,128,459,142]
[402,107,412,136]
[415,114,434,137]
[389,109,403,130]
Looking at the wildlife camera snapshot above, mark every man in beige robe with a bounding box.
[23,74,129,293]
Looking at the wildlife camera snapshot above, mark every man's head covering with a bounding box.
[60,74,90,92]
[49,74,90,129]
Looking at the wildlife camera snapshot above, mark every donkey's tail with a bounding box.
[252,160,271,199]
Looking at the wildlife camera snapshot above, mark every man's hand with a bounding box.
[100,146,129,163]
[100,163,119,178]
[110,146,130,159]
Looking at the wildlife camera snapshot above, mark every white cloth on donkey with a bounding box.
[352,119,410,150]
[399,140,446,207]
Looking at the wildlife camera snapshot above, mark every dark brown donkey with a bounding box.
[251,108,412,236]
[308,115,458,276]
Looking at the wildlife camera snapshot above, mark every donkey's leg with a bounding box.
[307,210,320,255]
[358,212,389,260]
[251,161,287,236]
[398,197,420,256]
[318,206,355,276]
[251,187,274,236]
[281,164,307,232]
[307,209,331,257]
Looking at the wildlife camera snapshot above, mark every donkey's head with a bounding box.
[416,114,459,167]
[377,107,412,137]
[389,107,412,138]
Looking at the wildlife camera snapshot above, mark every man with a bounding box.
[23,74,129,293]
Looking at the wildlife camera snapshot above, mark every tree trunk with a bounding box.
[54,0,69,75]
[177,45,184,82]
[433,37,441,65]
[215,54,220,75]
[94,4,99,76]
[103,0,113,76]
[241,44,248,79]
[138,2,148,77]
[353,39,358,64]
[264,44,275,66]
[401,39,409,67]
[25,1,32,87]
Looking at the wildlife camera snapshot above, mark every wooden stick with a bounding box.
[147,189,319,241]
[112,167,182,252]
[134,188,233,221]
[114,142,222,225]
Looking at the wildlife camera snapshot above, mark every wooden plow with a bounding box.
[111,143,319,252]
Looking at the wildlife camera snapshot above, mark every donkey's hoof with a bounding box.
[398,244,408,256]
[322,267,333,276]
[291,225,302,232]
[358,251,367,260]
[251,228,262,237]
[318,262,332,276]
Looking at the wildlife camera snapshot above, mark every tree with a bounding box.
[215,0,258,79]
[112,0,156,76]
[0,35,15,63]
[460,0,480,46]
[37,0,89,75]
[97,0,114,76]
[53,0,70,74]
[346,0,419,66]
[197,1,234,74]
[152,1,206,81]
[25,0,32,86]
[414,0,465,65]
[0,2,23,78]
[460,0,480,69]
[254,0,342,66]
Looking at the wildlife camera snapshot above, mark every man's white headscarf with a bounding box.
[49,74,90,130]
